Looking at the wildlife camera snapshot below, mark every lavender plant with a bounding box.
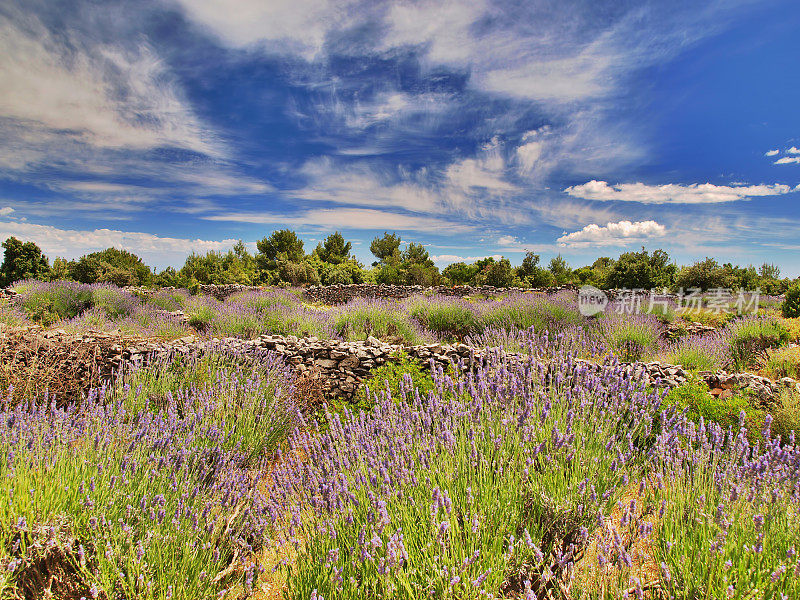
[268,347,662,599]
[0,349,298,599]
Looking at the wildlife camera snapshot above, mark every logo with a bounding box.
[578,285,608,317]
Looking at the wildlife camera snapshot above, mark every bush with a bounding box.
[771,388,800,441]
[657,333,727,372]
[145,289,190,311]
[91,285,138,319]
[407,297,478,340]
[333,300,424,344]
[663,378,766,443]
[782,284,800,318]
[727,318,790,370]
[354,352,436,408]
[183,296,219,331]
[479,294,586,335]
[600,313,662,362]
[15,280,93,325]
[761,345,800,379]
[0,351,297,599]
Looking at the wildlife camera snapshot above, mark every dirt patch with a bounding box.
[3,521,104,600]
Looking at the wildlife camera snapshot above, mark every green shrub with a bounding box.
[771,388,800,441]
[184,297,218,331]
[91,286,137,319]
[782,284,800,318]
[663,379,765,443]
[407,299,478,340]
[762,345,800,379]
[727,318,790,370]
[354,352,437,407]
[146,289,190,311]
[16,281,93,325]
[333,304,423,344]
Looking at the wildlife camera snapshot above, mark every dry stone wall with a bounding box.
[104,333,799,402]
[302,283,577,304]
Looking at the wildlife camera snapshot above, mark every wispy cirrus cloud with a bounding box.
[203,207,475,234]
[564,180,795,204]
[0,12,221,163]
[557,220,666,247]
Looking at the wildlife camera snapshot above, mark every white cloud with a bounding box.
[557,220,666,247]
[0,15,220,161]
[789,147,800,154]
[173,0,360,58]
[0,220,241,269]
[516,141,543,174]
[775,156,800,165]
[765,149,780,156]
[203,207,475,234]
[0,207,14,217]
[564,180,793,204]
[431,254,502,266]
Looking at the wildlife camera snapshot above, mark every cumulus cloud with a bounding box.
[0,207,14,217]
[0,220,242,268]
[564,180,793,204]
[789,147,800,154]
[765,149,780,156]
[775,156,800,165]
[557,220,666,246]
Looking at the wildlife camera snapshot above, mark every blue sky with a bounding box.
[1,0,799,274]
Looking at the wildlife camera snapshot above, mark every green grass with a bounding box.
[407,299,478,340]
[333,305,424,344]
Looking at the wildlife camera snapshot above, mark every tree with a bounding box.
[443,262,478,285]
[70,247,151,286]
[476,257,514,287]
[0,237,50,286]
[759,263,780,280]
[256,230,305,263]
[49,257,73,281]
[515,252,553,287]
[400,243,440,285]
[606,248,676,290]
[316,232,352,265]
[370,232,402,265]
[547,254,572,285]
[674,257,724,291]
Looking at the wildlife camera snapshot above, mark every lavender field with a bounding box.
[1,282,799,599]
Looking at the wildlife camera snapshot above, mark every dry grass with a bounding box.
[572,479,661,599]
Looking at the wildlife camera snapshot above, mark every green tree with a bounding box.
[547,254,572,285]
[70,247,151,286]
[476,257,514,287]
[49,257,73,281]
[442,262,479,285]
[674,257,724,291]
[606,248,676,290]
[400,243,440,285]
[782,285,800,318]
[315,231,352,265]
[0,237,50,286]
[256,230,305,263]
[370,232,402,266]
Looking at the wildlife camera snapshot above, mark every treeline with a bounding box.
[0,233,796,293]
